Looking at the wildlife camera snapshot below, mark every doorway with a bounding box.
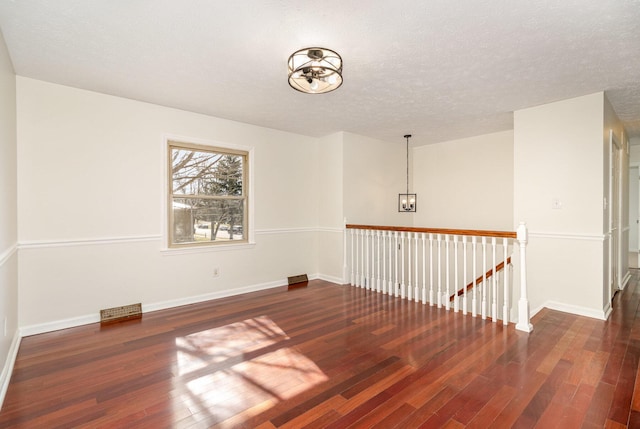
[609,130,621,302]
[630,165,639,269]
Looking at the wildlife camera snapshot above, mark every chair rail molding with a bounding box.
[0,243,17,267]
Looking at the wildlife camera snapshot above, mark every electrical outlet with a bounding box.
[213,268,220,278]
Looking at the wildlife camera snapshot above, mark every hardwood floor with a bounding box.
[1,273,640,428]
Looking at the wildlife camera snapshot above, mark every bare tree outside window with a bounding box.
[169,142,247,246]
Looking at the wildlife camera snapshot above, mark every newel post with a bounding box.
[516,222,533,332]
[343,217,348,285]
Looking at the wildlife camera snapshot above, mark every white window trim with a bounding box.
[161,134,255,254]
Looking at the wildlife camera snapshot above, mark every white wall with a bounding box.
[343,132,409,226]
[0,30,18,405]
[316,132,344,282]
[412,130,514,230]
[16,77,322,329]
[514,93,614,318]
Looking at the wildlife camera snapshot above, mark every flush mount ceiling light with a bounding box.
[288,47,343,94]
[399,134,417,212]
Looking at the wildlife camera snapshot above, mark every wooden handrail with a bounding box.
[449,257,511,301]
[345,224,516,239]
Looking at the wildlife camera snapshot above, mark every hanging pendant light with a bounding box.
[288,47,343,94]
[398,134,417,212]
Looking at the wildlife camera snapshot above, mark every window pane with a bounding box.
[172,198,245,244]
[172,148,243,197]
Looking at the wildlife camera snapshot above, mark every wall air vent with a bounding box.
[100,303,142,323]
[287,274,309,288]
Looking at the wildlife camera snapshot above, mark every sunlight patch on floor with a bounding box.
[175,315,290,375]
[174,316,327,424]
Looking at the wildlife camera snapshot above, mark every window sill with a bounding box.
[161,241,256,255]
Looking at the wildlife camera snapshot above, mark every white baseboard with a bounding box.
[143,279,285,314]
[19,274,343,337]
[530,304,545,318]
[0,330,22,408]
[314,273,346,284]
[621,271,631,291]
[603,301,613,320]
[20,313,100,337]
[534,300,608,321]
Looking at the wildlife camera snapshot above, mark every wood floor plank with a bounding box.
[465,384,517,429]
[583,379,617,426]
[2,275,640,428]
[632,357,640,411]
[277,395,346,429]
[514,358,573,427]
[368,402,416,429]
[482,370,547,428]
[628,410,640,428]
[583,349,611,387]
[605,419,629,429]
[400,385,460,428]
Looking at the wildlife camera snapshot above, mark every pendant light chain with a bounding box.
[406,134,410,195]
[398,134,416,212]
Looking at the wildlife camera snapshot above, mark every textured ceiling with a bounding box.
[0,0,639,146]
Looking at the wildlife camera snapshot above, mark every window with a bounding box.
[168,140,248,247]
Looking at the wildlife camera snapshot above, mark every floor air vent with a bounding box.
[100,303,142,323]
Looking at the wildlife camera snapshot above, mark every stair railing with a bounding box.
[343,222,532,332]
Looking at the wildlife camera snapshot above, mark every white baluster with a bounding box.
[365,230,370,290]
[376,231,381,292]
[429,233,434,306]
[372,231,376,290]
[482,236,487,320]
[462,236,468,315]
[350,228,355,286]
[453,235,459,313]
[382,231,386,294]
[355,230,360,287]
[365,230,370,289]
[472,236,477,317]
[372,230,377,291]
[407,232,412,301]
[492,237,497,323]
[445,235,451,310]
[353,230,358,287]
[371,230,375,290]
[360,229,365,288]
[368,230,372,290]
[387,231,397,295]
[422,233,427,304]
[414,232,419,302]
[394,231,399,297]
[437,234,442,308]
[401,232,406,299]
[503,237,509,325]
[355,230,359,287]
[370,229,375,291]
